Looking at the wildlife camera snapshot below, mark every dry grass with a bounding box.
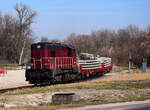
[93,69,150,83]
[1,91,150,110]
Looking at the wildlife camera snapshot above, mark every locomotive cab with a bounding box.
[25,42,78,84]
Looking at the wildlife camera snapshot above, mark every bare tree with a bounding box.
[14,3,37,64]
[65,25,149,67]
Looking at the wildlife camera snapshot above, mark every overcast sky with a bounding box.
[0,0,150,40]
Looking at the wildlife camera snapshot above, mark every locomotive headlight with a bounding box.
[37,45,41,48]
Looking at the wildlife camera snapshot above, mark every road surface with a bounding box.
[60,100,150,110]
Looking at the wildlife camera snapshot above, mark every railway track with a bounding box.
[0,85,35,93]
[0,71,115,94]
[0,84,51,94]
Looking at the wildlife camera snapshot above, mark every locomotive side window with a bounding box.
[51,50,56,57]
[56,50,65,57]
[48,50,51,56]
[37,49,41,59]
[68,48,71,57]
[71,49,76,57]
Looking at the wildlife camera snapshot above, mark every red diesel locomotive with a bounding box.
[26,42,78,84]
[26,42,112,84]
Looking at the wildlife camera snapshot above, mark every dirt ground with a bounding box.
[0,70,31,89]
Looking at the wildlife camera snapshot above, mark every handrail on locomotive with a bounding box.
[27,57,76,70]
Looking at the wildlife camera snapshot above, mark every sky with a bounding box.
[0,0,150,40]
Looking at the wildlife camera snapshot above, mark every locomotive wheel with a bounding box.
[65,73,72,82]
[61,73,72,83]
[61,74,65,83]
[50,80,54,84]
[80,74,86,80]
[34,83,38,86]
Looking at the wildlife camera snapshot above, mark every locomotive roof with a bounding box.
[31,42,75,49]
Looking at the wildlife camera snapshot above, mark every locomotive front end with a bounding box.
[25,42,78,84]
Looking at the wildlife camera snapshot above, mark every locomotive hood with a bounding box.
[31,42,75,50]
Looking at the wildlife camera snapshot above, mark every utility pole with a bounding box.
[128,51,131,73]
